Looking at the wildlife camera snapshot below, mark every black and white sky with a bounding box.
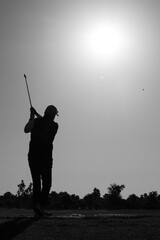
[1,0,160,198]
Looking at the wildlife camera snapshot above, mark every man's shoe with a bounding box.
[34,203,45,217]
[44,211,52,217]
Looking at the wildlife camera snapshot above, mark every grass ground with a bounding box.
[0,208,160,240]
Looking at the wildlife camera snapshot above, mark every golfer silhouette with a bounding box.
[24,105,59,217]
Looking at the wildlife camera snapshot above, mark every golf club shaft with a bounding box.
[24,74,32,107]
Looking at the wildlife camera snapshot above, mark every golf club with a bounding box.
[24,74,32,107]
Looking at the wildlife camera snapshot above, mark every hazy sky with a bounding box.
[1,0,160,199]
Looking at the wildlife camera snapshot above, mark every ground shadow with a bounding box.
[0,217,38,240]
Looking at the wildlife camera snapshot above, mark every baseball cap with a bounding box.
[44,105,59,116]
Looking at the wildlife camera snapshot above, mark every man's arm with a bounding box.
[24,107,42,133]
[24,120,34,133]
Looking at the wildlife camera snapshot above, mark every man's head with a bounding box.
[44,105,59,119]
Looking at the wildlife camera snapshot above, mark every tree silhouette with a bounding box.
[1,180,160,210]
[24,183,33,196]
[92,188,101,209]
[17,180,26,197]
[147,191,158,209]
[126,194,140,209]
[83,193,93,209]
[108,183,125,198]
[103,183,125,209]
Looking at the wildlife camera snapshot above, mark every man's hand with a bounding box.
[30,106,42,118]
[30,106,37,115]
[29,106,36,121]
[25,106,42,133]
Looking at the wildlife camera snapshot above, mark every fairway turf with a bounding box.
[0,209,160,239]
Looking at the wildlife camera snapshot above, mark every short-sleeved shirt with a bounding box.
[28,116,58,167]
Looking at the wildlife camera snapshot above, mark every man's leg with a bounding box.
[29,163,41,206]
[40,166,52,208]
[29,162,44,216]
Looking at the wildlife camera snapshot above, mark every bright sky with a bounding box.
[1,0,160,199]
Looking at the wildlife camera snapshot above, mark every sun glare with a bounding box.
[80,17,131,66]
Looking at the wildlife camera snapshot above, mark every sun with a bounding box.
[88,23,126,59]
[80,17,130,66]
